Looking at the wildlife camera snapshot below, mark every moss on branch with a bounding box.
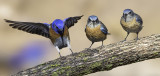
[14,34,160,76]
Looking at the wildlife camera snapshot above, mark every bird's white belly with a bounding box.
[54,37,70,49]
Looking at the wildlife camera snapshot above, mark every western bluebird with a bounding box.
[85,15,110,48]
[4,15,83,57]
[120,9,143,41]
[9,41,48,70]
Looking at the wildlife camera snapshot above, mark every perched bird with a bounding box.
[85,15,110,48]
[4,15,83,57]
[120,9,143,41]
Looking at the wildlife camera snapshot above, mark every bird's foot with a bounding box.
[85,48,91,50]
[71,52,75,57]
[60,56,66,60]
[134,38,139,41]
[100,45,104,49]
[70,49,74,55]
[120,40,126,42]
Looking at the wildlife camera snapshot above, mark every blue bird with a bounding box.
[4,15,83,57]
[9,41,47,70]
[120,9,143,41]
[85,15,110,48]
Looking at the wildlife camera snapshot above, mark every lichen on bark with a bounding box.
[14,34,160,76]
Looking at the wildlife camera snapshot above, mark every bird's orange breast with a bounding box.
[85,25,106,42]
[121,17,142,32]
[49,26,70,44]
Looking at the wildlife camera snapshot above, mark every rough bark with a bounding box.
[13,34,160,76]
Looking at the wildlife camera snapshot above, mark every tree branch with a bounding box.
[14,34,160,76]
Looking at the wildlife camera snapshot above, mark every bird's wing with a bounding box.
[135,14,143,25]
[120,16,124,25]
[4,19,50,38]
[100,21,109,35]
[64,15,83,28]
[85,26,86,32]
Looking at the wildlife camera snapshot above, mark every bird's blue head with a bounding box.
[123,9,134,16]
[88,15,99,23]
[123,9,134,21]
[52,19,65,35]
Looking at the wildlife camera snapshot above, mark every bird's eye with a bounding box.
[88,18,91,21]
[55,26,58,28]
[129,12,131,14]
[96,18,99,22]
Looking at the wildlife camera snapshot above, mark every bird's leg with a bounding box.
[59,52,62,57]
[69,48,76,66]
[101,41,104,48]
[122,32,130,42]
[70,49,74,55]
[135,32,139,41]
[66,40,77,66]
[67,40,74,55]
[88,42,94,49]
[55,46,62,57]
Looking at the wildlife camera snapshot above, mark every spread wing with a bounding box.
[4,19,50,38]
[64,15,83,28]
[100,21,109,35]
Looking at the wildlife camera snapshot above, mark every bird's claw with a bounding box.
[100,45,104,49]
[120,40,126,42]
[134,38,139,41]
[85,48,91,50]
[60,56,66,60]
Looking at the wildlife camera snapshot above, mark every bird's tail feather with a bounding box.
[107,33,111,35]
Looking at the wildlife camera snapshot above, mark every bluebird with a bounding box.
[9,41,47,70]
[120,9,143,41]
[4,15,83,57]
[85,15,110,48]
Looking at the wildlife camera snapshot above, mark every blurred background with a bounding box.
[0,0,160,76]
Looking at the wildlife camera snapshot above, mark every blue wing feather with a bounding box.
[135,14,143,25]
[100,22,108,35]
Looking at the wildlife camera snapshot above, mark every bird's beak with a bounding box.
[59,29,63,32]
[92,20,97,23]
[92,20,96,27]
[58,29,64,36]
[92,20,96,22]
